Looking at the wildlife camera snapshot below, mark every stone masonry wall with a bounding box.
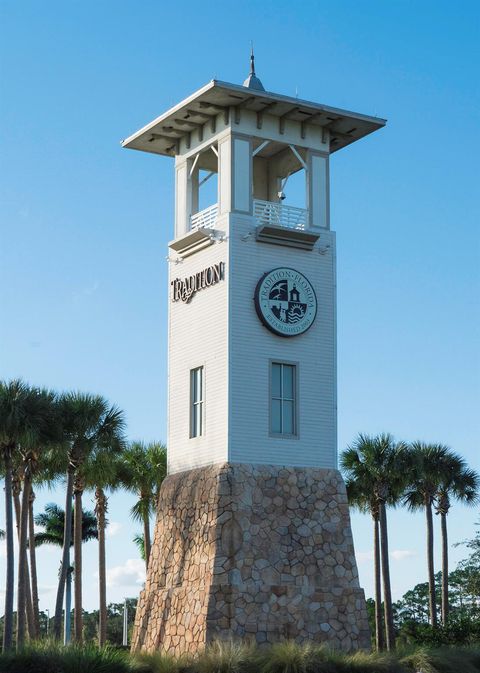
[131,463,370,655]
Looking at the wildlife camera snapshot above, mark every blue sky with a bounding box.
[1,1,479,614]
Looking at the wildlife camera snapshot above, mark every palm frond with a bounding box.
[341,433,408,508]
[130,498,154,523]
[133,533,146,561]
[34,501,98,546]
[403,441,475,511]
[34,532,64,548]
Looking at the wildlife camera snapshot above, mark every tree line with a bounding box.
[0,379,167,652]
[363,520,480,647]
[2,381,478,654]
[342,433,479,652]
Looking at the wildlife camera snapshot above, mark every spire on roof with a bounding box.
[243,45,265,91]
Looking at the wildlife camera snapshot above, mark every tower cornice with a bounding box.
[122,79,386,157]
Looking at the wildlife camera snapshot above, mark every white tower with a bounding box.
[124,59,385,655]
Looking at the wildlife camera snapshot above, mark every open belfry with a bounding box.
[123,57,386,654]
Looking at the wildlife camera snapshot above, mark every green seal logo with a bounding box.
[254,267,317,337]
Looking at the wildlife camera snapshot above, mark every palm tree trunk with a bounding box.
[13,480,35,645]
[53,465,74,639]
[379,501,395,651]
[64,565,72,644]
[16,473,31,649]
[95,487,108,646]
[73,486,83,643]
[24,554,36,641]
[143,512,151,570]
[426,500,437,627]
[441,511,448,624]
[2,450,15,651]
[373,514,384,651]
[28,490,41,637]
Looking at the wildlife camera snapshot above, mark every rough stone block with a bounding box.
[131,463,370,655]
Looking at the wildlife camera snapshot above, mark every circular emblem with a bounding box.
[254,267,317,337]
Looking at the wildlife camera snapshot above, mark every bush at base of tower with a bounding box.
[2,641,480,673]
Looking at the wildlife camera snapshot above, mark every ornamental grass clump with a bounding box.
[193,640,257,673]
[340,649,406,673]
[133,650,192,673]
[399,646,480,673]
[0,641,132,673]
[256,641,318,673]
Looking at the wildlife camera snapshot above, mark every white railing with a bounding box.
[253,199,307,231]
[190,203,218,231]
[190,200,308,232]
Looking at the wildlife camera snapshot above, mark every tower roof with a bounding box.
[122,80,386,157]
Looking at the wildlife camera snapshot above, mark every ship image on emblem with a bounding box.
[254,267,317,338]
[269,280,307,324]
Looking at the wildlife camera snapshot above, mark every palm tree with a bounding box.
[433,453,479,623]
[0,379,49,651]
[16,387,57,648]
[28,448,67,638]
[27,442,66,638]
[403,442,454,628]
[28,489,40,637]
[343,475,384,650]
[52,392,125,642]
[341,433,407,651]
[82,450,122,646]
[11,463,36,641]
[118,441,167,569]
[35,502,98,642]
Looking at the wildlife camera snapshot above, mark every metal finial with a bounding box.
[243,43,265,91]
[250,43,255,75]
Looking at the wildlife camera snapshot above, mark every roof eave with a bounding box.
[121,79,387,155]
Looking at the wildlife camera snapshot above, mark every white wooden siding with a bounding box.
[168,213,337,473]
[167,237,229,474]
[228,215,337,469]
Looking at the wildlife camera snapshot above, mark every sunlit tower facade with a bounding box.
[123,58,385,654]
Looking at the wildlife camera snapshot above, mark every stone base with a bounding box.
[131,463,370,655]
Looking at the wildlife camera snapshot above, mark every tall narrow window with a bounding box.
[190,366,204,438]
[271,362,297,436]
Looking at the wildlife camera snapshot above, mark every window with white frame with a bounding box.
[190,366,204,438]
[271,362,297,436]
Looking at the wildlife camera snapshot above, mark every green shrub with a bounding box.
[399,646,480,673]
[341,649,406,673]
[194,640,257,673]
[0,641,132,673]
[256,641,316,673]
[2,640,480,673]
[133,650,191,673]
[399,618,480,648]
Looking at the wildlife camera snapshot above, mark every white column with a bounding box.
[308,152,329,229]
[218,136,232,215]
[175,159,189,237]
[232,136,252,214]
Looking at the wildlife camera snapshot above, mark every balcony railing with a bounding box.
[190,203,218,231]
[190,200,309,233]
[254,199,307,231]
